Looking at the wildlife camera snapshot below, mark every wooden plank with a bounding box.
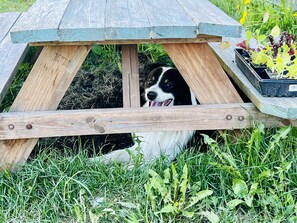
[209,33,297,120]
[11,0,241,43]
[10,0,71,43]
[0,12,20,43]
[122,45,140,108]
[0,12,28,104]
[0,45,91,170]
[142,0,196,39]
[164,43,243,104]
[105,0,150,40]
[29,35,222,46]
[0,103,294,140]
[59,0,106,42]
[177,0,242,37]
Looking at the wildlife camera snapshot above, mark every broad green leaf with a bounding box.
[185,190,213,209]
[180,164,188,206]
[257,34,266,43]
[245,196,253,207]
[200,211,220,223]
[263,11,269,23]
[171,164,179,201]
[117,202,138,209]
[249,183,259,196]
[259,169,274,179]
[270,25,281,38]
[227,199,244,209]
[182,211,195,218]
[163,168,171,184]
[232,179,248,198]
[246,30,253,41]
[156,204,179,214]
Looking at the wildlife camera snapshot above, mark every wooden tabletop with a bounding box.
[10,0,242,44]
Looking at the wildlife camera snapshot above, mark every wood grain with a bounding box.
[142,0,196,39]
[59,0,106,41]
[0,45,91,170]
[177,0,242,37]
[11,0,71,43]
[0,12,20,42]
[105,0,150,40]
[29,35,222,46]
[122,45,140,108]
[209,32,297,120]
[164,43,243,104]
[0,103,293,140]
[10,0,241,43]
[0,12,28,104]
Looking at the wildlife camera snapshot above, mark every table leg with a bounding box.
[121,45,140,108]
[0,45,90,170]
[163,43,243,104]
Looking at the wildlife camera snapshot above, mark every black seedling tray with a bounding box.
[235,48,297,97]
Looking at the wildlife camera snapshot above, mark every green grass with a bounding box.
[0,0,35,12]
[1,0,297,222]
[210,0,297,34]
[0,126,296,222]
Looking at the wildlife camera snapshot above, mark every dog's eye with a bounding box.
[164,82,173,90]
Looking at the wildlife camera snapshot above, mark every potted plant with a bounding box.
[235,25,297,97]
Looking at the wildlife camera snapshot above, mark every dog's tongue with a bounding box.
[149,99,171,107]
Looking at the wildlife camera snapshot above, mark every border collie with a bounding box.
[92,66,198,165]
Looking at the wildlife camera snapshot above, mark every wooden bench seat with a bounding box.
[209,33,297,120]
[0,12,28,104]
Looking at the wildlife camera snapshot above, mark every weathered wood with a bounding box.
[177,0,242,37]
[0,45,91,170]
[0,103,294,140]
[10,0,242,43]
[0,12,20,42]
[29,35,222,46]
[11,0,71,42]
[105,0,150,40]
[59,0,106,42]
[164,43,243,104]
[122,45,140,108]
[209,32,297,120]
[142,0,196,39]
[0,12,28,104]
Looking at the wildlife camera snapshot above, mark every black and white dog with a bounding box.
[92,66,197,164]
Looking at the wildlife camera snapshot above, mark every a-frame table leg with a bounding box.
[0,45,91,170]
[163,43,243,104]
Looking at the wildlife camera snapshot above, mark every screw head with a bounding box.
[226,115,232,120]
[8,124,15,130]
[26,124,33,129]
[238,116,244,121]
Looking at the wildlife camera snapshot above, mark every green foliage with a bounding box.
[145,163,218,222]
[210,0,297,34]
[0,0,35,12]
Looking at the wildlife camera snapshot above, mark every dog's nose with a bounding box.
[147,91,157,100]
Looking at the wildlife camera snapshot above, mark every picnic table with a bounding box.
[0,0,296,170]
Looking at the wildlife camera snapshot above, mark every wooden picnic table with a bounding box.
[0,0,295,170]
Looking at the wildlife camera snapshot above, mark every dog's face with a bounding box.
[144,67,193,107]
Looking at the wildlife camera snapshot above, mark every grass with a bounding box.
[1,0,297,222]
[0,127,296,222]
[0,0,35,12]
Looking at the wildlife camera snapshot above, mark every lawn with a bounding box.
[0,0,35,12]
[0,0,296,222]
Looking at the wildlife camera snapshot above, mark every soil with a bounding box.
[35,47,209,156]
